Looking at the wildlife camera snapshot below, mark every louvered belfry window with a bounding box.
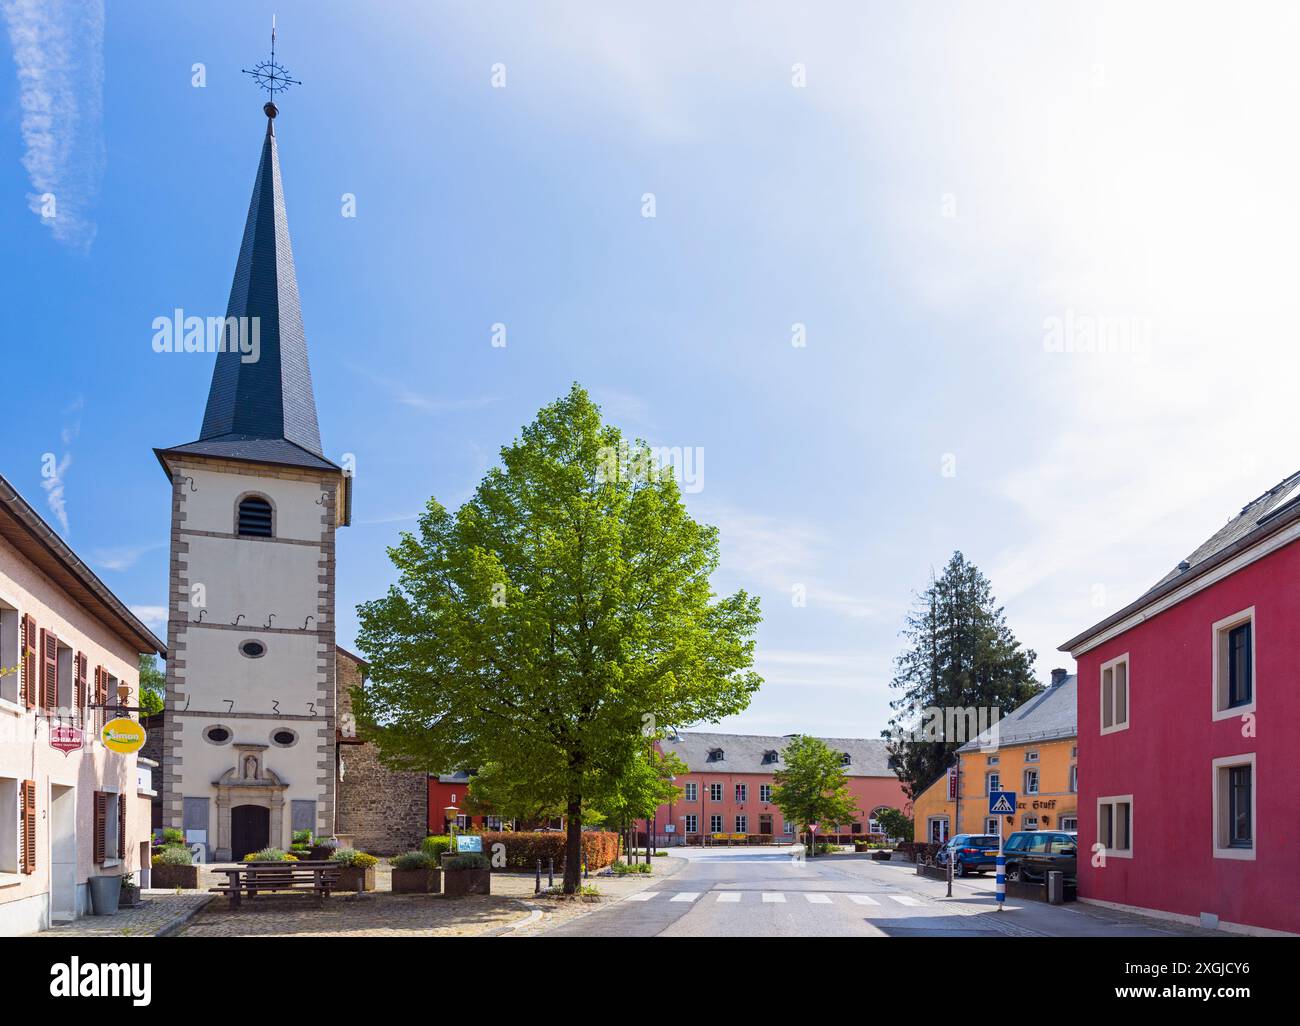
[237,495,274,537]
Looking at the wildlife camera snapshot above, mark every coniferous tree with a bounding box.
[883,551,1040,801]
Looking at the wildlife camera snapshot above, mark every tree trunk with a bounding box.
[563,798,583,894]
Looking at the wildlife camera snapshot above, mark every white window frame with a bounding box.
[1059,815,1078,832]
[986,755,999,766]
[759,784,772,803]
[683,814,697,834]
[1024,768,1039,795]
[986,772,1000,794]
[735,783,747,803]
[1099,653,1130,735]
[984,817,1000,837]
[709,814,723,834]
[709,782,722,802]
[683,782,697,802]
[0,775,18,875]
[1022,815,1039,831]
[735,815,747,833]
[1211,753,1256,861]
[1097,794,1134,859]
[1211,607,1256,721]
[1069,763,1078,793]
[0,600,20,709]
[1024,749,1039,763]
[783,819,794,834]
[927,816,949,844]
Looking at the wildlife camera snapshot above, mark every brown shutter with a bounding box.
[74,652,87,713]
[94,665,107,732]
[40,629,57,711]
[93,791,106,864]
[117,793,127,860]
[20,780,36,874]
[20,614,36,709]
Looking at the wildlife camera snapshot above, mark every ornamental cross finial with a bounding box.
[241,15,302,107]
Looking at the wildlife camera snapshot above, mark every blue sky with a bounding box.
[5,2,1300,737]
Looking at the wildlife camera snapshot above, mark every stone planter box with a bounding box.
[443,868,491,897]
[871,850,892,861]
[333,865,376,892]
[151,864,198,889]
[392,867,442,894]
[308,845,338,861]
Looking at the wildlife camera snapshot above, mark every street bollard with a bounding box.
[583,856,588,880]
[548,857,554,888]
[535,859,541,894]
[1047,870,1063,905]
[996,852,1006,910]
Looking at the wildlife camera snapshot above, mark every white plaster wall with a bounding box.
[172,715,323,798]
[181,535,321,629]
[181,629,321,714]
[181,467,326,541]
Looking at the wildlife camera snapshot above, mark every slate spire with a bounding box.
[198,101,323,458]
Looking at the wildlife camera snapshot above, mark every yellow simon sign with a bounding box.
[101,717,146,754]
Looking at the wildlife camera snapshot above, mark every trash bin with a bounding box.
[1047,870,1064,905]
[88,874,122,916]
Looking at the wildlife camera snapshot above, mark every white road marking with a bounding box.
[761,892,786,903]
[889,895,923,906]
[626,891,659,901]
[847,894,881,905]
[670,892,700,902]
[805,893,832,904]
[716,892,742,902]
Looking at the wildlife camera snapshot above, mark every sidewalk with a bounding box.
[503,854,689,936]
[30,892,213,938]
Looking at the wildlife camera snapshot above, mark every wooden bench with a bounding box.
[210,860,342,908]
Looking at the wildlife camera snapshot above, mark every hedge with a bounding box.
[471,831,618,871]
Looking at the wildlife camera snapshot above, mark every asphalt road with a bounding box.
[545,847,1210,938]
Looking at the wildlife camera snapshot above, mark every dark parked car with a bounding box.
[1002,830,1077,883]
[934,834,1002,877]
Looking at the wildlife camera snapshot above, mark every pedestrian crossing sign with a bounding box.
[989,791,1016,815]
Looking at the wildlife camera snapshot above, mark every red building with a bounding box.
[1061,472,1300,935]
[651,732,910,844]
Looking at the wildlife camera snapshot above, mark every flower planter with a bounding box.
[391,867,442,894]
[333,865,375,892]
[871,850,892,861]
[151,864,198,889]
[309,845,337,861]
[443,868,491,897]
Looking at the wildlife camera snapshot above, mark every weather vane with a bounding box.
[241,15,301,114]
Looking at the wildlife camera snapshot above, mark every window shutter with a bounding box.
[40,629,57,710]
[20,614,37,709]
[93,791,107,864]
[94,665,107,732]
[74,652,87,711]
[117,793,127,860]
[21,780,37,874]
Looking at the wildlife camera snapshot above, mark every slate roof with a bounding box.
[158,112,332,475]
[1061,469,1300,652]
[660,731,895,777]
[957,675,1077,752]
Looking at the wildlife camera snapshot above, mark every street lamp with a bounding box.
[444,804,459,857]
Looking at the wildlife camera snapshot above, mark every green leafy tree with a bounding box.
[138,654,166,716]
[770,735,860,856]
[872,806,912,842]
[463,762,568,826]
[355,385,762,892]
[883,551,1040,801]
[589,747,685,862]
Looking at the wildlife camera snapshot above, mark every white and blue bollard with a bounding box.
[995,852,1006,910]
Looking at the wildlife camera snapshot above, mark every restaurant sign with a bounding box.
[49,723,84,756]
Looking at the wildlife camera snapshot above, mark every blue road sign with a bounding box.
[989,790,1016,816]
[456,835,483,853]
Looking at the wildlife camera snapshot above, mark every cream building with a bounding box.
[0,474,163,935]
[154,100,352,861]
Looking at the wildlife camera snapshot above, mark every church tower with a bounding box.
[154,99,351,860]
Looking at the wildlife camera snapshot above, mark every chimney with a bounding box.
[1050,668,1068,687]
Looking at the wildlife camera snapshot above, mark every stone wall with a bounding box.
[334,648,428,854]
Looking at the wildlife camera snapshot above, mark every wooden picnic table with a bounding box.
[209,860,342,908]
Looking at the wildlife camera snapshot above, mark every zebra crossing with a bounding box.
[624,889,934,908]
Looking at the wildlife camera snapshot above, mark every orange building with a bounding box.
[912,670,1077,843]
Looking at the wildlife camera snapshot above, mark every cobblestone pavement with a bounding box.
[31,893,213,937]
[174,855,684,937]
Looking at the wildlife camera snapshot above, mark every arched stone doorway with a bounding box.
[231,805,270,861]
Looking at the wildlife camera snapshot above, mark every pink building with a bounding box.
[652,732,909,844]
[1061,471,1300,935]
[1,473,165,934]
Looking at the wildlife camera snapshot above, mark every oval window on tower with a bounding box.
[239,640,267,659]
[203,725,232,745]
[270,728,298,748]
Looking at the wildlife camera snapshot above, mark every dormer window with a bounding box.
[840,752,852,766]
[707,748,724,762]
[762,750,779,765]
[237,495,274,537]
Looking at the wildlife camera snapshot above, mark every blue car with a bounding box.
[935,834,1002,877]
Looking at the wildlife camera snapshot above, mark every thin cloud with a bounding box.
[129,605,167,631]
[2,0,105,251]
[351,366,499,414]
[92,542,163,572]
